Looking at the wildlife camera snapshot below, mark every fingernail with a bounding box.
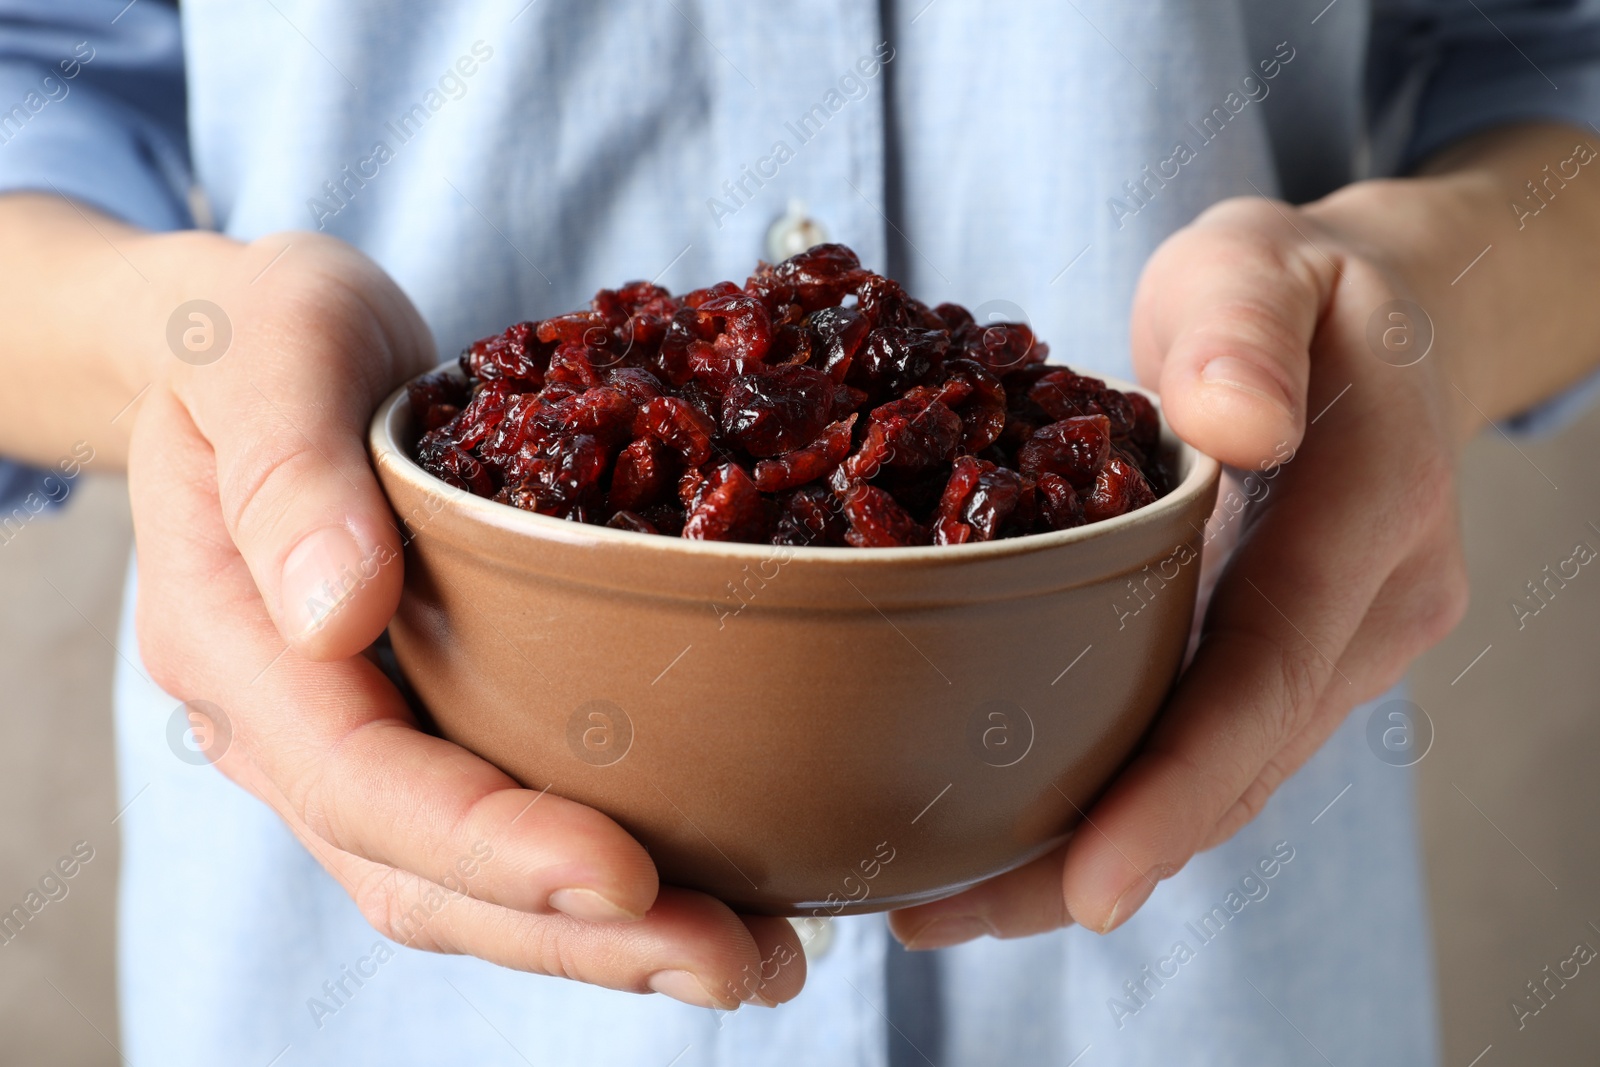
[900,914,995,951]
[1200,356,1295,418]
[1100,877,1159,934]
[279,526,368,639]
[548,887,644,923]
[647,969,738,1010]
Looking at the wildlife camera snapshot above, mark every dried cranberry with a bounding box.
[659,292,773,389]
[720,365,834,457]
[747,243,867,311]
[501,432,608,507]
[462,321,550,385]
[414,244,1166,546]
[850,326,948,401]
[752,415,856,492]
[479,393,551,470]
[1095,388,1138,441]
[546,340,604,389]
[964,466,1030,541]
[832,384,869,419]
[844,388,962,478]
[540,386,636,446]
[765,302,813,366]
[1029,369,1106,422]
[841,483,928,548]
[934,302,974,332]
[930,457,1028,542]
[773,485,847,546]
[855,274,914,329]
[937,359,1007,452]
[611,281,680,361]
[609,436,679,512]
[605,367,666,405]
[407,371,467,432]
[536,309,609,348]
[805,305,870,382]
[931,456,984,545]
[953,319,1047,377]
[1125,390,1160,452]
[1082,452,1156,522]
[1036,472,1085,531]
[682,463,768,543]
[637,397,717,466]
[698,293,773,369]
[416,427,495,496]
[450,381,516,449]
[1017,415,1112,490]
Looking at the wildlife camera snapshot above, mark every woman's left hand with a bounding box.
[889,121,1600,948]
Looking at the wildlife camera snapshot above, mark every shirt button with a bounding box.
[766,199,829,262]
[788,915,834,962]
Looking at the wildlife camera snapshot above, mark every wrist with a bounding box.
[1306,123,1600,434]
[1303,176,1483,439]
[126,227,248,395]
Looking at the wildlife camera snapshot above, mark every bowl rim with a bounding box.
[369,361,1221,564]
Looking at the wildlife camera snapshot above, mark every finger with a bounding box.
[886,840,1072,950]
[177,235,435,660]
[130,389,659,922]
[1058,411,1433,933]
[311,824,803,1008]
[1130,197,1337,468]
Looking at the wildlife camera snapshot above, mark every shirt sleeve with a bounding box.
[1370,0,1600,172]
[1369,0,1600,435]
[0,0,191,226]
[0,0,191,499]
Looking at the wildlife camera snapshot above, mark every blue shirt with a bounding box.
[5,2,1600,1064]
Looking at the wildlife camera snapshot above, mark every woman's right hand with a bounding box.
[120,224,804,1009]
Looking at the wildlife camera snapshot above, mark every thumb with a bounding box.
[1130,197,1336,468]
[174,237,436,661]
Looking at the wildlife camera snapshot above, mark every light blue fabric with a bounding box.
[8,0,1600,1064]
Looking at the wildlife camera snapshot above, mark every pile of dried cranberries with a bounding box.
[409,244,1170,547]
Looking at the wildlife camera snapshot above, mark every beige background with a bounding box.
[1,406,1597,1064]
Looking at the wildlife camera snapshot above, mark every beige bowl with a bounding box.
[370,369,1219,916]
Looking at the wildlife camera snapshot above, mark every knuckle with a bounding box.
[524,916,588,984]
[1228,774,1275,831]
[1272,640,1326,745]
[1395,449,1456,530]
[286,721,372,854]
[133,581,235,695]
[1194,194,1292,234]
[1418,558,1471,651]
[134,608,188,697]
[350,867,407,941]
[219,444,329,551]
[358,882,452,954]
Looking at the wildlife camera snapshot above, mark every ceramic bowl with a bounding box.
[369,367,1219,916]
